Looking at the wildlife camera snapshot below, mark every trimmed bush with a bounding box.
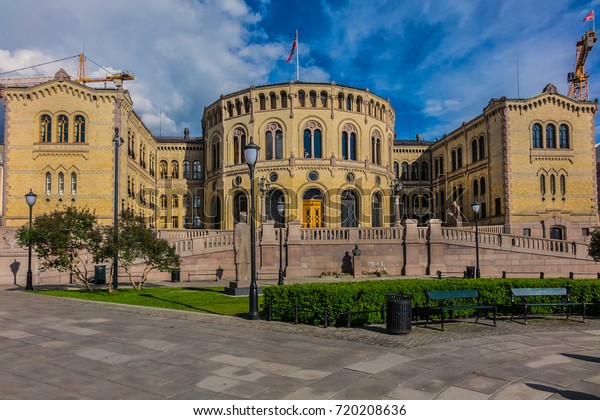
[262,278,600,326]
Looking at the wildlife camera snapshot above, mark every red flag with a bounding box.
[286,35,297,63]
[584,10,594,22]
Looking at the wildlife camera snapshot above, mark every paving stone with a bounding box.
[435,386,489,400]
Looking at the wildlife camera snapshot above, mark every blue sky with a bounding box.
[1,0,600,142]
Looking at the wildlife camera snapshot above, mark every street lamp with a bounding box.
[472,201,481,278]
[25,189,37,291]
[112,127,123,290]
[276,198,285,285]
[390,178,403,226]
[244,137,261,320]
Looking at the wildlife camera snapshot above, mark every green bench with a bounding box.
[425,289,497,331]
[510,287,586,324]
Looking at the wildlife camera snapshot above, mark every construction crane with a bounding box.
[568,29,597,101]
[75,53,135,85]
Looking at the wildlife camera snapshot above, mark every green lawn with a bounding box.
[36,287,261,317]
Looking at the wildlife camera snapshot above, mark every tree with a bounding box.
[588,227,600,261]
[16,207,103,291]
[101,210,180,290]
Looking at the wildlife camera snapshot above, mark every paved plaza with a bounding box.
[0,288,599,400]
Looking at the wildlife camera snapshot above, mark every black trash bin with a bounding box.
[94,265,106,285]
[465,266,475,279]
[386,293,412,334]
[171,269,180,282]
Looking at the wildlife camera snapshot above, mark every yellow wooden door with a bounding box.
[302,199,323,228]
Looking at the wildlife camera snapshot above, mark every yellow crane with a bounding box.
[75,53,135,84]
[568,29,597,101]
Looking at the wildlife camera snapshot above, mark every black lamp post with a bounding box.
[276,198,285,285]
[472,201,481,278]
[390,178,403,226]
[244,137,260,320]
[112,127,122,290]
[25,189,37,291]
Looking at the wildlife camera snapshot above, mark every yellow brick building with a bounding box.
[1,73,597,243]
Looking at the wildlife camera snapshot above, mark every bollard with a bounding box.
[323,306,329,328]
[294,305,299,325]
[267,303,272,321]
[346,307,352,328]
[540,272,545,279]
[569,272,574,279]
[502,271,507,279]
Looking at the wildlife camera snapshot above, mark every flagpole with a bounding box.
[295,29,299,81]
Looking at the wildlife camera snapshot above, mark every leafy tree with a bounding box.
[101,210,180,290]
[588,227,600,262]
[16,207,103,291]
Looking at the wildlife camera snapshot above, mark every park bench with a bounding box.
[425,289,496,331]
[510,287,586,324]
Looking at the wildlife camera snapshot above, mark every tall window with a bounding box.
[532,123,542,148]
[371,193,382,227]
[394,162,400,179]
[233,129,246,164]
[471,139,478,162]
[550,174,556,195]
[546,124,556,148]
[439,156,444,174]
[341,124,357,160]
[74,115,85,143]
[280,91,288,108]
[346,94,353,111]
[320,91,328,107]
[192,160,202,179]
[540,174,546,195]
[298,91,306,107]
[160,194,167,208]
[559,124,570,148]
[371,132,381,165]
[434,159,439,178]
[451,150,457,171]
[183,194,191,208]
[356,97,363,113]
[265,123,283,160]
[309,91,317,107]
[259,94,266,111]
[411,163,418,180]
[183,161,190,179]
[457,147,463,168]
[303,122,322,158]
[337,93,344,109]
[270,92,277,110]
[159,160,168,179]
[171,161,179,179]
[420,162,429,180]
[478,135,485,159]
[560,174,566,195]
[45,172,52,195]
[172,194,179,208]
[71,172,77,195]
[401,162,409,180]
[58,172,64,195]
[40,115,52,142]
[57,115,68,142]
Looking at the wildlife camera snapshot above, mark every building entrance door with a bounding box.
[303,199,323,228]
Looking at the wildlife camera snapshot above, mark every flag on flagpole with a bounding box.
[584,10,594,22]
[286,34,297,63]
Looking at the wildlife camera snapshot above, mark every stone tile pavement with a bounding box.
[0,289,599,400]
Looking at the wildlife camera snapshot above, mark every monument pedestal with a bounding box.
[224,281,263,296]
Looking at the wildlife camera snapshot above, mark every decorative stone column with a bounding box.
[426,219,445,276]
[402,219,423,276]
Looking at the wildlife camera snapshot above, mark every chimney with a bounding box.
[184,128,190,139]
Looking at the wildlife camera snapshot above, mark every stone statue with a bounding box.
[452,201,463,225]
[234,212,251,284]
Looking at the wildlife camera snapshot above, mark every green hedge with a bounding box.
[262,278,600,326]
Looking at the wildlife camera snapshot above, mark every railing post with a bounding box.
[323,306,329,328]
[294,305,299,325]
[346,307,352,328]
[267,303,273,321]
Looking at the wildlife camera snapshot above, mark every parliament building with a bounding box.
[1,71,598,244]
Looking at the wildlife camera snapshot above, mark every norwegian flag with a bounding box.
[584,10,594,22]
[286,34,297,63]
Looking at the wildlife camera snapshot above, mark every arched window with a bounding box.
[346,94,353,111]
[546,124,557,148]
[420,162,429,180]
[356,96,363,113]
[244,96,251,113]
[183,161,190,179]
[457,147,463,168]
[303,122,322,158]
[57,115,68,143]
[479,177,486,196]
[320,91,328,107]
[280,91,288,108]
[532,123,542,148]
[233,192,248,223]
[478,135,485,159]
[371,193,382,227]
[227,102,233,118]
[172,194,179,208]
[40,115,52,142]
[192,160,202,179]
[71,173,77,195]
[337,93,344,109]
[212,140,220,170]
[559,124,570,148]
[401,162,409,180]
[309,91,317,107]
[540,174,546,195]
[434,159,439,178]
[439,156,444,174]
[270,92,277,110]
[266,189,285,226]
[159,160,168,179]
[471,139,478,162]
[371,131,381,164]
[265,123,283,160]
[298,91,306,107]
[183,194,191,208]
[411,163,418,180]
[74,115,85,143]
[58,172,64,195]
[235,98,242,115]
[160,194,167,208]
[259,94,266,111]
[45,172,52,195]
[473,179,479,197]
[233,129,246,164]
[341,190,359,227]
[171,161,179,179]
[550,174,556,195]
[394,162,400,179]
[341,124,357,160]
[560,174,566,195]
[193,194,201,208]
[451,150,457,171]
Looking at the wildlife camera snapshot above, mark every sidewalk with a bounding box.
[0,289,598,400]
